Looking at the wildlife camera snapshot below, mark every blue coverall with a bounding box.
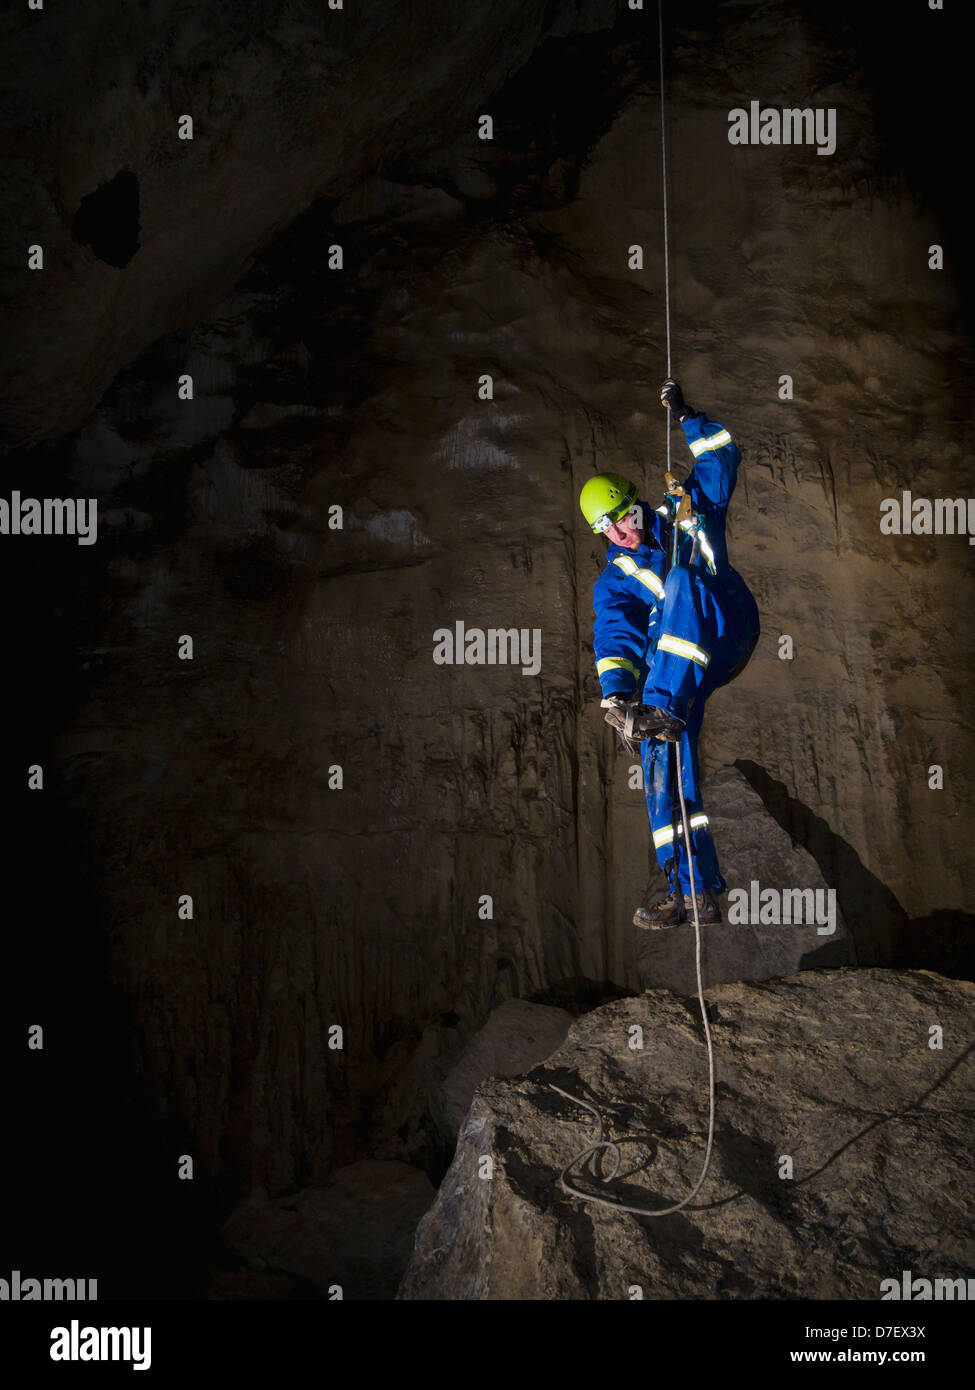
[592,413,759,895]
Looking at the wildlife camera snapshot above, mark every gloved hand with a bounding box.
[601,694,639,754]
[601,695,685,750]
[660,378,692,422]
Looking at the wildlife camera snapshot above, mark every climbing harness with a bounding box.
[550,0,717,1218]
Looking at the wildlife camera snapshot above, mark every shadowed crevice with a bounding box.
[71,169,141,268]
[735,759,975,978]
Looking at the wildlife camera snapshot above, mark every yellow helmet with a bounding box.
[579,473,639,533]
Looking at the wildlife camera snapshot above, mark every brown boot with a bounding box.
[634,890,722,930]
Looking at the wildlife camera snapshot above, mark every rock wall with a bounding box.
[0,0,619,447]
[2,1,972,1276]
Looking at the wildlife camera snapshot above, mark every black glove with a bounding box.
[660,378,693,422]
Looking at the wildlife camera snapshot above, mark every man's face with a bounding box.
[605,508,643,551]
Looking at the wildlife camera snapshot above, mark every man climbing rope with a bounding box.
[579,379,759,930]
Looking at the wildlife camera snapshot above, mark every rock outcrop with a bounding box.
[428,999,574,1143]
[400,969,975,1299]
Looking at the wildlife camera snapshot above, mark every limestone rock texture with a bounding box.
[399,969,975,1300]
[2,1,972,1288]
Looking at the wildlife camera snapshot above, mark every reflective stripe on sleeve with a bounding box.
[688,428,733,458]
[596,656,641,681]
[613,554,665,600]
[657,633,710,667]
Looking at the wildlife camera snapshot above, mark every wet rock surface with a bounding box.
[400,968,975,1300]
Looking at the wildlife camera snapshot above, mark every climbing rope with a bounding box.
[549,0,717,1219]
[658,0,672,476]
[550,759,716,1216]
